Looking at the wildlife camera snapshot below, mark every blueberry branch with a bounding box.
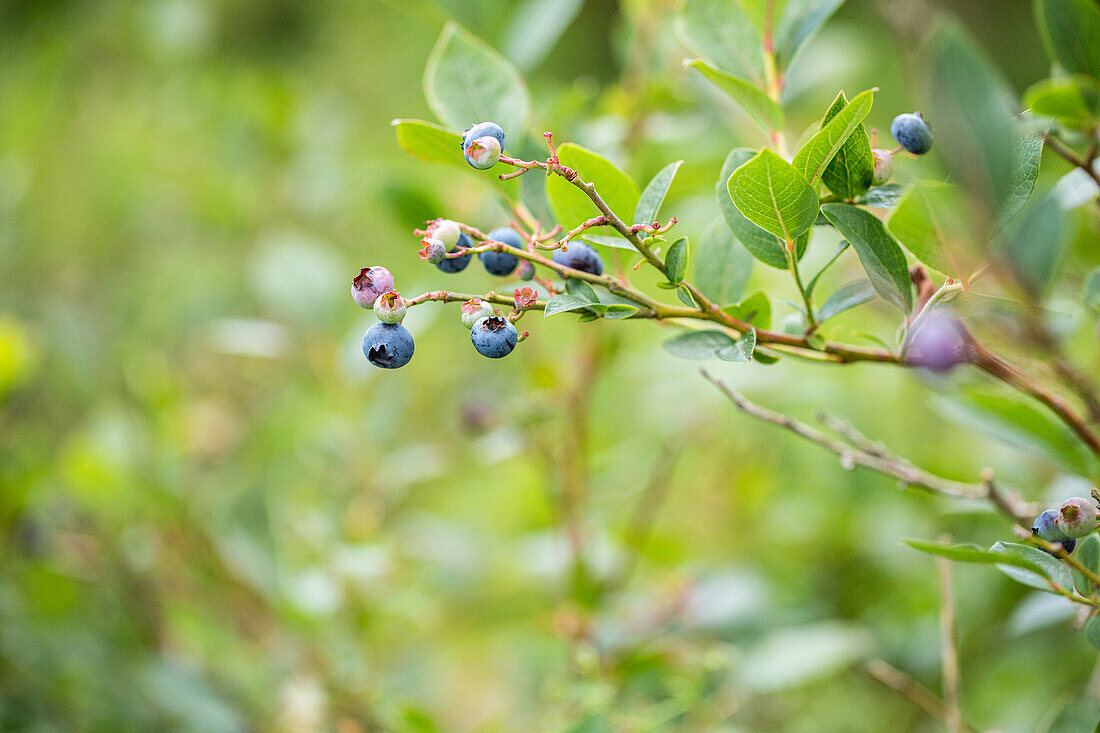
[403,289,546,311]
[1045,132,1100,207]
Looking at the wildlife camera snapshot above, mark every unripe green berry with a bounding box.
[428,219,462,248]
[1059,497,1096,538]
[374,291,407,324]
[461,298,494,329]
[872,149,893,185]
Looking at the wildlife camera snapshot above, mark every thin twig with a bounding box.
[865,660,981,733]
[937,546,964,733]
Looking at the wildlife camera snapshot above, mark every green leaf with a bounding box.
[677,285,697,308]
[695,218,753,305]
[905,540,1058,587]
[791,89,874,187]
[855,184,906,209]
[888,182,972,277]
[687,59,784,133]
[932,388,1098,477]
[926,23,1017,220]
[582,234,637,251]
[1034,0,1100,78]
[544,294,597,317]
[1024,75,1100,131]
[602,304,639,319]
[805,240,849,297]
[665,237,689,285]
[819,91,874,200]
[677,0,766,83]
[774,0,846,70]
[546,143,640,235]
[1073,534,1100,595]
[997,133,1045,230]
[991,541,1074,592]
[564,279,600,302]
[663,328,757,362]
[1087,615,1100,651]
[1083,267,1100,309]
[723,291,772,329]
[1000,193,1067,296]
[821,204,912,313]
[502,0,584,71]
[817,280,876,322]
[716,149,791,269]
[634,160,683,227]
[729,149,820,242]
[391,119,465,168]
[423,22,530,137]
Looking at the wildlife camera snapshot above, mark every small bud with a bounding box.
[871,149,894,185]
[419,237,447,264]
[374,291,407,324]
[461,298,494,329]
[351,266,394,309]
[513,286,537,309]
[906,311,968,371]
[1059,497,1096,538]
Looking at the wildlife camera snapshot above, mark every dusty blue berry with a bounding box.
[480,227,523,276]
[471,315,518,358]
[1060,497,1096,538]
[890,112,933,155]
[1033,509,1076,553]
[907,312,967,371]
[363,322,414,369]
[436,231,472,273]
[552,243,604,276]
[462,122,505,151]
[351,266,394,309]
[419,237,447,264]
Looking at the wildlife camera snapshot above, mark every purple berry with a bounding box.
[516,261,535,281]
[906,312,968,371]
[552,243,603,276]
[471,315,518,358]
[351,266,394,309]
[363,322,414,369]
[1060,497,1096,538]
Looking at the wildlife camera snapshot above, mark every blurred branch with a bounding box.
[1045,133,1100,208]
[937,546,964,733]
[702,370,1034,523]
[865,660,981,733]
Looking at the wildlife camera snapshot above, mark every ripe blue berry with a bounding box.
[462,122,505,151]
[552,243,604,276]
[471,315,518,358]
[906,312,967,371]
[1034,509,1076,554]
[419,237,447,264]
[363,322,414,369]
[516,260,535,281]
[374,291,407,324]
[1060,497,1096,538]
[351,266,394,309]
[480,227,523,276]
[436,231,473,273]
[461,299,494,329]
[890,112,933,155]
[872,149,894,185]
[464,136,501,169]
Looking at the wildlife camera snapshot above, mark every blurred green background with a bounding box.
[2,0,1098,730]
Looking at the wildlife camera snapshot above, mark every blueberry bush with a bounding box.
[370,0,1100,662]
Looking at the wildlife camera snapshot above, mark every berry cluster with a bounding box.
[1032,496,1099,554]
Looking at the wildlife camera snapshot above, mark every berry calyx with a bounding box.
[471,315,518,359]
[363,322,414,369]
[1059,497,1096,538]
[552,242,604,276]
[351,266,395,309]
[461,299,494,329]
[480,227,523,276]
[374,291,407,324]
[513,286,537,309]
[890,112,933,155]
